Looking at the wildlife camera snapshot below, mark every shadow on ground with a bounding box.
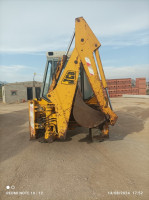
[65,106,149,143]
[0,105,148,163]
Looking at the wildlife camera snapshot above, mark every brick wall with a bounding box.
[136,78,146,95]
[104,78,146,98]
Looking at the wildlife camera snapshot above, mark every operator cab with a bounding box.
[41,51,69,100]
[41,51,93,101]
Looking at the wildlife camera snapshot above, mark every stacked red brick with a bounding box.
[104,78,146,98]
[136,78,146,95]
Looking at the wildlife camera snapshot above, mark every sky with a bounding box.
[0,0,149,83]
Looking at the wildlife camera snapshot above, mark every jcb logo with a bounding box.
[62,71,76,85]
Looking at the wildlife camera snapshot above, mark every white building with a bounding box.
[2,81,42,103]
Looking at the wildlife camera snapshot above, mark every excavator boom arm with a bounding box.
[75,17,117,125]
[47,17,117,139]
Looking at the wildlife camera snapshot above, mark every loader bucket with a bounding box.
[73,90,106,128]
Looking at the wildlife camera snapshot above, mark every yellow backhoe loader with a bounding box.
[28,17,118,142]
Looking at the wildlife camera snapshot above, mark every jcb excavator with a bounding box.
[28,17,118,142]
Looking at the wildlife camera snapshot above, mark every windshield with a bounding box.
[42,58,93,100]
[42,60,58,99]
[79,65,93,100]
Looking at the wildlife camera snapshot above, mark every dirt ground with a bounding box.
[0,98,149,200]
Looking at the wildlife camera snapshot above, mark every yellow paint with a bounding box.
[28,17,118,141]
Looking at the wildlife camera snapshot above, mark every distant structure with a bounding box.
[106,78,146,98]
[1,78,147,103]
[146,81,149,89]
[2,81,42,103]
